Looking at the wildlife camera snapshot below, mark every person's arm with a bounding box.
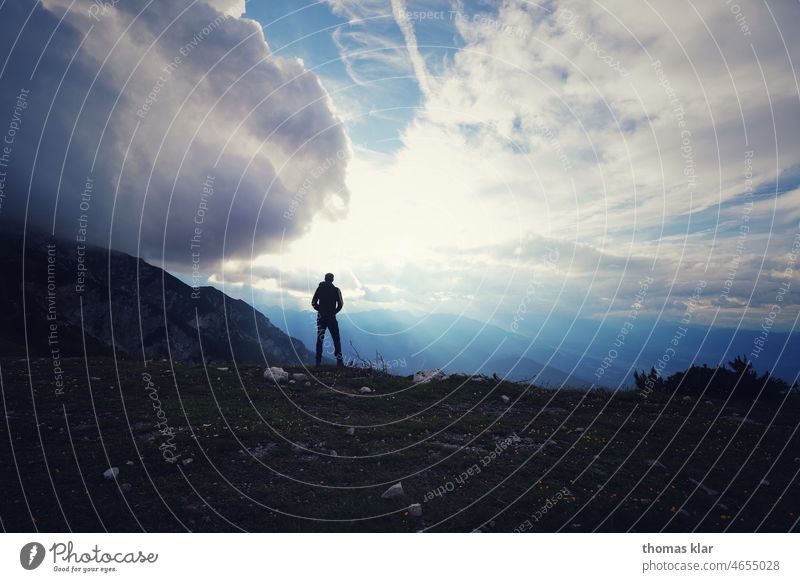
[312,288,320,311]
[335,288,344,313]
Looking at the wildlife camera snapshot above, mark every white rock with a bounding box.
[103,467,119,480]
[182,458,193,466]
[689,478,718,496]
[304,381,311,387]
[408,503,423,517]
[359,386,373,394]
[645,459,666,469]
[345,427,355,436]
[381,482,405,499]
[125,460,134,466]
[500,395,510,404]
[292,373,307,381]
[681,395,692,403]
[760,479,770,486]
[574,427,585,433]
[289,379,296,384]
[413,369,449,384]
[217,367,229,372]
[264,367,289,383]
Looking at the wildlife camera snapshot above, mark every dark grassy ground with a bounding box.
[0,357,798,532]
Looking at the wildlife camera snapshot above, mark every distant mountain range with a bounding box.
[258,306,594,386]
[259,305,800,387]
[0,228,313,365]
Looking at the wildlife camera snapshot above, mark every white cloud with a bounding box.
[390,0,432,97]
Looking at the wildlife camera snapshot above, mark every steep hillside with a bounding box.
[0,228,313,365]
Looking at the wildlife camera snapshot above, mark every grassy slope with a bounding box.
[0,357,798,532]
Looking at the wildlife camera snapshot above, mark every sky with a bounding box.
[1,0,799,337]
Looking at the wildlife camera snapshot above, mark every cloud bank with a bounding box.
[0,0,350,269]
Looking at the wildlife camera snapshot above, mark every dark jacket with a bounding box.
[312,281,343,316]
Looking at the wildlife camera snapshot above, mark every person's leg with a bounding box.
[315,315,326,365]
[329,317,343,366]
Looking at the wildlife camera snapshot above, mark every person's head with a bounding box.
[324,273,334,283]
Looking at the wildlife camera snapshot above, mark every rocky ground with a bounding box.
[0,357,798,532]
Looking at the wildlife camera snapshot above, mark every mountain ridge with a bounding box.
[0,227,313,366]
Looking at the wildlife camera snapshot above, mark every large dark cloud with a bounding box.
[0,0,350,270]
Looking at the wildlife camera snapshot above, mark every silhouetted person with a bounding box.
[312,272,344,367]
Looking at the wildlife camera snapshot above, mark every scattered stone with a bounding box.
[721,415,759,425]
[251,443,277,459]
[759,479,770,486]
[716,503,729,510]
[345,427,355,436]
[289,379,296,385]
[304,382,312,387]
[500,395,510,404]
[705,400,714,405]
[408,503,423,517]
[359,386,374,394]
[681,395,692,403]
[689,478,718,496]
[573,427,585,433]
[330,450,338,457]
[103,467,119,480]
[125,460,134,466]
[381,482,405,500]
[292,373,307,381]
[264,367,289,383]
[182,458,193,466]
[413,369,449,384]
[217,367,229,372]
